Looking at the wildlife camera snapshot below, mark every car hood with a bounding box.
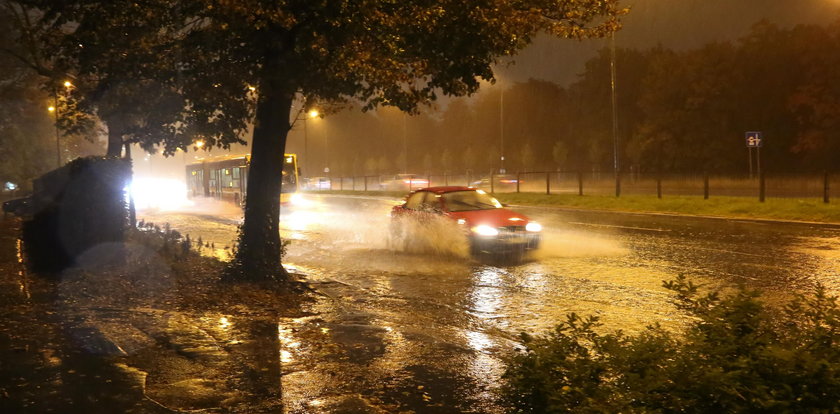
[448,208,531,227]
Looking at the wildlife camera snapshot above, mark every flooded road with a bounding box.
[141,194,840,413]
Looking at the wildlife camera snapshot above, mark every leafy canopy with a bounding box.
[171,0,624,140]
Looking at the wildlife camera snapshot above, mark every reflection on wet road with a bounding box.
[141,194,840,412]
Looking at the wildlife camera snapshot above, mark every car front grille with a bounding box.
[498,225,526,239]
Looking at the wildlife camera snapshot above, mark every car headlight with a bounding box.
[526,222,543,232]
[290,193,304,205]
[471,225,499,236]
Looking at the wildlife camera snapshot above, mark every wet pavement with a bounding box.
[0,214,300,413]
[137,194,840,412]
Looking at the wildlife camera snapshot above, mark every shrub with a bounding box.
[501,275,840,413]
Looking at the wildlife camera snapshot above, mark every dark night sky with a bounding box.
[500,0,840,85]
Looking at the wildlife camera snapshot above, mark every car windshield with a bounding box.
[442,190,502,212]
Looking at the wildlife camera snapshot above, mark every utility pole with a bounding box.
[500,84,505,174]
[610,31,620,197]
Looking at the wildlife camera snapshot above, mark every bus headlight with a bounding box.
[526,222,543,232]
[471,225,499,237]
[290,193,304,205]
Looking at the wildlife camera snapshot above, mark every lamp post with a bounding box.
[301,109,319,178]
[402,112,408,174]
[499,84,505,174]
[47,103,59,168]
[323,118,329,178]
[48,81,73,169]
[609,32,620,197]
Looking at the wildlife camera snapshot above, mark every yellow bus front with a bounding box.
[280,154,299,205]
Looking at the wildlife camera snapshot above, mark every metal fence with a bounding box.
[309,171,836,203]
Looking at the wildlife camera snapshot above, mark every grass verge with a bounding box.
[309,190,840,224]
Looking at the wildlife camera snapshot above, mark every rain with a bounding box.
[2,0,840,412]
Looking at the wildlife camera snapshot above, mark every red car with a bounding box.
[390,186,542,255]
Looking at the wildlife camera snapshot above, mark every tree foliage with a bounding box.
[502,275,840,413]
[0,4,101,187]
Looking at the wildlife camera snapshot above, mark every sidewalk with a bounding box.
[0,216,296,412]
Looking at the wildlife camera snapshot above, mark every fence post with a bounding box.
[703,172,709,200]
[759,171,765,202]
[546,172,551,195]
[444,173,448,186]
[364,176,368,192]
[490,173,495,194]
[657,175,662,199]
[427,174,431,188]
[824,171,830,204]
[516,172,521,193]
[577,171,583,196]
[615,171,621,197]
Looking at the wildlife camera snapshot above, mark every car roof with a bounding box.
[415,186,475,194]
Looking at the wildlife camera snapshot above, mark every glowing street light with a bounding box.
[47,101,60,167]
[194,140,205,149]
[300,108,321,177]
[63,80,72,88]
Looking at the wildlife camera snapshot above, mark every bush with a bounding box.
[501,275,840,413]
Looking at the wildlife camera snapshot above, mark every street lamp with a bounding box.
[301,109,319,177]
[49,80,72,169]
[610,32,620,196]
[322,117,330,178]
[499,83,505,174]
[47,103,60,168]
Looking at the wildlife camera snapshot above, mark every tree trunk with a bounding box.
[230,80,292,281]
[105,118,124,158]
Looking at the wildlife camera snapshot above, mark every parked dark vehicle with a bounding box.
[2,197,33,216]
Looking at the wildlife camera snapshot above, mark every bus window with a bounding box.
[209,169,218,193]
[221,168,234,188]
[231,167,241,188]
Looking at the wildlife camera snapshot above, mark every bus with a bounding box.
[186,153,300,206]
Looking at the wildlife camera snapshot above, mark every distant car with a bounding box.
[390,186,541,255]
[469,174,521,191]
[2,197,33,216]
[380,174,429,191]
[304,177,331,190]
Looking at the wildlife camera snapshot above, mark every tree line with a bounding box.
[310,20,840,178]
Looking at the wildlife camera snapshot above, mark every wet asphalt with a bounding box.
[138,194,840,413]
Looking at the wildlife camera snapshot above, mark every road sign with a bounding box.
[746,131,763,148]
